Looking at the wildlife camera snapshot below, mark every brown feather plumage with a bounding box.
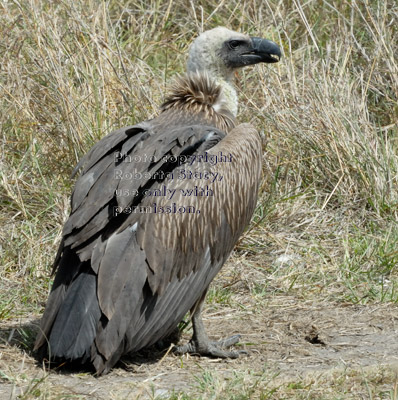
[162,73,236,132]
[34,72,261,373]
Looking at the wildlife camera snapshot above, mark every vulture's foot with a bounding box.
[175,293,247,358]
[174,334,246,358]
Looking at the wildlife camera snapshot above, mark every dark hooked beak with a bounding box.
[247,37,281,63]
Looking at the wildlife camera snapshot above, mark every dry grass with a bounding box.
[1,0,398,398]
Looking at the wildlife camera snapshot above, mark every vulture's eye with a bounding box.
[228,40,242,49]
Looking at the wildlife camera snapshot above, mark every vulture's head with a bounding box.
[164,27,281,119]
[187,27,281,81]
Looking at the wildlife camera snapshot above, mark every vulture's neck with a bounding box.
[161,73,237,132]
[212,77,238,117]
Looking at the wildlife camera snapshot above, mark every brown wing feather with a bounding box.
[135,123,262,294]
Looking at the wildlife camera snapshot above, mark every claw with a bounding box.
[174,334,245,358]
[211,334,241,348]
[175,292,248,360]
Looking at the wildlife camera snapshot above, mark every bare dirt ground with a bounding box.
[1,261,398,399]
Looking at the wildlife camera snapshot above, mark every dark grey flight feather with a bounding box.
[48,270,101,362]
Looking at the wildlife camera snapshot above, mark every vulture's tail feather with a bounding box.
[46,270,101,363]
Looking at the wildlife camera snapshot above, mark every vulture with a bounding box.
[34,27,281,375]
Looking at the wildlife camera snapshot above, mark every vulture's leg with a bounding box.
[174,290,245,358]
